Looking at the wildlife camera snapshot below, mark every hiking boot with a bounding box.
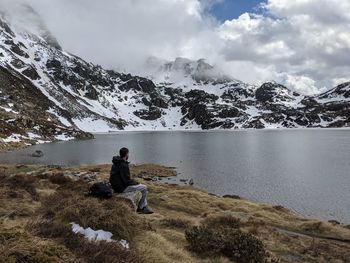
[137,206,154,214]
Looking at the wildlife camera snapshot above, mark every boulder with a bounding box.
[31,150,44,158]
[117,191,142,211]
[22,67,40,80]
[133,106,162,120]
[85,85,99,100]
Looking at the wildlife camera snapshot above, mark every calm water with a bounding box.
[1,129,350,223]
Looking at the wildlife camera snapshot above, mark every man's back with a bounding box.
[110,156,138,193]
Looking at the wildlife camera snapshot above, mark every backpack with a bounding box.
[88,182,113,198]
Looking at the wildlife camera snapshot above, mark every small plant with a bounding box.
[185,225,267,263]
[185,226,224,256]
[221,230,267,263]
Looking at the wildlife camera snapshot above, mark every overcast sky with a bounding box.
[1,0,350,94]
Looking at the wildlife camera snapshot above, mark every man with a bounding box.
[110,147,154,214]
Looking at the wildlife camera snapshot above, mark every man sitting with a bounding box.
[110,147,154,214]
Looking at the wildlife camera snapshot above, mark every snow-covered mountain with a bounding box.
[0,14,349,149]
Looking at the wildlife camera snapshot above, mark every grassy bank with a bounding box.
[1,163,350,262]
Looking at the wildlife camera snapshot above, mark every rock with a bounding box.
[47,165,62,170]
[46,59,62,69]
[65,172,97,182]
[223,195,241,200]
[256,82,296,103]
[16,164,28,169]
[273,205,287,211]
[22,67,40,80]
[218,107,239,118]
[133,106,162,120]
[26,171,36,176]
[10,43,29,58]
[151,96,168,109]
[328,220,341,225]
[31,150,44,158]
[82,173,97,182]
[63,172,75,180]
[117,191,142,211]
[41,171,54,177]
[85,85,99,100]
[189,179,194,186]
[160,195,169,201]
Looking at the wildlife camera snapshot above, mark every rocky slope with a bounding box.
[0,14,349,149]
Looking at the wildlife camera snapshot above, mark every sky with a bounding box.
[209,0,266,21]
[0,0,349,95]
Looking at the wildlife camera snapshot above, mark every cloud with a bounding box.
[216,0,350,94]
[0,0,349,94]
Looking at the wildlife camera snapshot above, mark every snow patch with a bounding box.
[73,118,117,132]
[70,223,129,249]
[2,133,22,143]
[55,134,74,141]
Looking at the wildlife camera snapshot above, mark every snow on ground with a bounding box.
[0,105,19,114]
[47,108,72,127]
[27,132,41,139]
[54,134,74,141]
[73,117,118,133]
[71,223,129,249]
[2,134,23,143]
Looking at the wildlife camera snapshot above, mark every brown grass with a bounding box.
[0,173,39,200]
[160,218,192,229]
[28,220,143,263]
[204,214,241,230]
[39,189,143,241]
[1,164,350,263]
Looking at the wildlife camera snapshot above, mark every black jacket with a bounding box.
[109,156,139,193]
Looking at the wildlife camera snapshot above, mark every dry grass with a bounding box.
[204,215,241,230]
[38,188,144,241]
[28,220,143,263]
[1,164,350,263]
[0,168,144,263]
[0,227,77,263]
[160,218,192,229]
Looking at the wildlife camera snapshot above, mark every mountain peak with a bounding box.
[145,57,237,85]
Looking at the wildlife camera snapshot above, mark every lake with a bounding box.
[1,129,350,223]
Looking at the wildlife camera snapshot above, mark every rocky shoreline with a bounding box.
[1,163,350,262]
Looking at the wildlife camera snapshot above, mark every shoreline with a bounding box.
[93,126,350,135]
[2,126,349,153]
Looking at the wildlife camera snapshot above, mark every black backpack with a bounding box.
[88,182,113,198]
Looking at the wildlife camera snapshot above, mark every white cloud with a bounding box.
[0,0,349,95]
[216,0,350,94]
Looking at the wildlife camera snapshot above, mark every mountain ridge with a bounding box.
[0,16,349,149]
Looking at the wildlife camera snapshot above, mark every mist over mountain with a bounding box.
[0,1,349,150]
[0,0,349,95]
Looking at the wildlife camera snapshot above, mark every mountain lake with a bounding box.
[1,129,350,223]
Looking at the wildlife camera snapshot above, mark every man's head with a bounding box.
[119,147,129,160]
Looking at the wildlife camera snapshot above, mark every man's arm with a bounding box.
[121,165,139,186]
